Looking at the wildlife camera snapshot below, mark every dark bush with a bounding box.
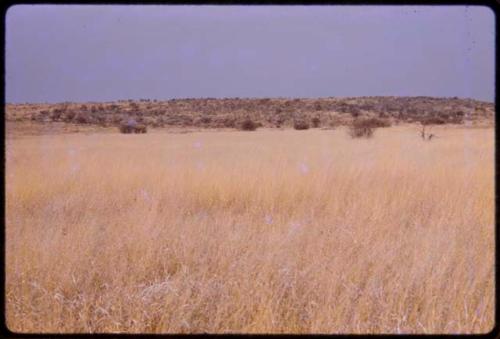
[348,118,381,138]
[350,107,361,118]
[362,117,391,128]
[119,123,146,133]
[119,118,138,133]
[293,120,310,130]
[119,124,133,133]
[64,111,76,121]
[75,113,90,124]
[378,111,388,118]
[239,118,258,131]
[421,116,446,125]
[151,120,164,128]
[311,117,321,128]
[134,124,147,133]
[50,110,62,120]
[200,116,212,124]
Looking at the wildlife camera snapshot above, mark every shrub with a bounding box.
[119,118,139,133]
[348,118,378,138]
[378,111,388,118]
[151,120,164,128]
[74,113,90,124]
[311,117,321,128]
[134,124,147,133]
[200,116,212,124]
[221,117,236,128]
[293,120,310,130]
[421,116,446,125]
[50,110,62,121]
[363,117,392,128]
[350,107,361,118]
[64,111,76,121]
[119,124,133,133]
[240,118,258,131]
[274,116,285,128]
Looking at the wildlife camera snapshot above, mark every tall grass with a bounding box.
[5,126,494,334]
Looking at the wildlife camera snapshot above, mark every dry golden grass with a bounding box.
[5,125,494,334]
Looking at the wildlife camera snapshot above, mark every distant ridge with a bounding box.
[6,96,494,129]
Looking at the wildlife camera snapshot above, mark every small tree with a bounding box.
[239,118,258,131]
[311,117,321,128]
[75,113,90,124]
[134,124,147,133]
[348,118,377,138]
[119,118,138,133]
[293,120,310,130]
[420,119,439,141]
[421,116,446,125]
[350,107,361,118]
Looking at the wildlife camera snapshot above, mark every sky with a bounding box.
[5,5,495,103]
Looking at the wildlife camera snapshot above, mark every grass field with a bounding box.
[5,125,494,333]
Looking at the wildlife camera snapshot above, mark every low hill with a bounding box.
[5,96,494,130]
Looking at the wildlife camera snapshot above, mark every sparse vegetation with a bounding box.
[6,97,493,131]
[2,96,495,334]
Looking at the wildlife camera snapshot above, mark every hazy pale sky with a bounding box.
[5,5,495,103]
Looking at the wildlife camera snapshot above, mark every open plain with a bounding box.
[5,123,494,333]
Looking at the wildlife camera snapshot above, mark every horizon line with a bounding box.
[5,95,495,106]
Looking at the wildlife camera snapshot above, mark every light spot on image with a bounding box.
[70,162,80,175]
[298,162,309,174]
[288,221,303,236]
[138,188,151,202]
[264,214,273,225]
[195,161,205,171]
